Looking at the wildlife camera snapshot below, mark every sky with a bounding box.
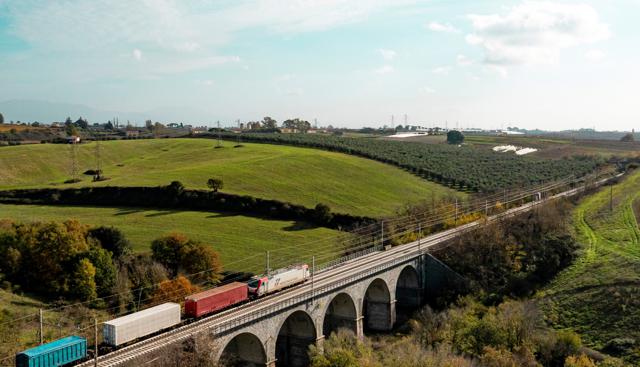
[0,0,639,130]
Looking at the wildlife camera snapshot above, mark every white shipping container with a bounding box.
[103,303,181,346]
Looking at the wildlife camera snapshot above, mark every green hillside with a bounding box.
[540,170,640,363]
[0,139,460,217]
[0,204,342,273]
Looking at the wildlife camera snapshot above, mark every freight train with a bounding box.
[15,264,309,367]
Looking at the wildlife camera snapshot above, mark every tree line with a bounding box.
[0,181,376,230]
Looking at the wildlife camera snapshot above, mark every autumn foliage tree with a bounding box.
[150,276,200,305]
[151,233,223,283]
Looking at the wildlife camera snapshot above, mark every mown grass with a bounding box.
[0,139,460,217]
[539,170,640,363]
[0,204,343,273]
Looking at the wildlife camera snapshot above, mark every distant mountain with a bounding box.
[0,99,217,126]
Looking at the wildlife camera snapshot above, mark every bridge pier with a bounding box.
[364,299,396,331]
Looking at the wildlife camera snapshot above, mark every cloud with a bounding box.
[431,66,451,75]
[427,21,460,33]
[378,48,397,60]
[199,80,215,86]
[2,0,416,77]
[132,49,142,61]
[466,1,611,66]
[585,49,605,62]
[456,54,473,66]
[420,86,436,94]
[375,65,395,74]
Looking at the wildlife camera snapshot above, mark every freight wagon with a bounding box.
[185,282,248,318]
[248,264,309,297]
[103,303,181,347]
[16,335,87,367]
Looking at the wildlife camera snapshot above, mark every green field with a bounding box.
[0,204,343,273]
[0,139,460,217]
[540,170,640,363]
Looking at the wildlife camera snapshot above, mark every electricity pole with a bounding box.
[94,139,102,181]
[39,309,43,345]
[94,317,99,367]
[266,251,270,277]
[216,121,222,148]
[454,198,458,225]
[311,256,315,299]
[610,184,613,212]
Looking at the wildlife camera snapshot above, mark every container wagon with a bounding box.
[16,335,87,367]
[248,264,309,298]
[103,303,181,347]
[185,282,248,318]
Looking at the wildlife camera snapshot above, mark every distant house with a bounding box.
[190,126,208,134]
[167,123,180,128]
[125,130,140,138]
[280,128,297,133]
[66,136,81,144]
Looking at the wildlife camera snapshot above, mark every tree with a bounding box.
[151,233,188,277]
[0,112,4,124]
[447,130,464,144]
[145,120,153,131]
[151,233,223,282]
[261,116,278,129]
[66,123,79,136]
[150,276,199,305]
[620,133,634,142]
[88,226,132,259]
[65,117,73,126]
[181,245,223,283]
[86,244,117,297]
[282,118,311,132]
[74,117,89,129]
[207,178,224,192]
[105,120,114,130]
[166,181,185,197]
[71,258,97,301]
[314,203,333,224]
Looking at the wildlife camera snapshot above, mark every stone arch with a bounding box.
[322,292,358,338]
[395,265,422,325]
[362,278,393,332]
[275,310,317,367]
[220,332,267,367]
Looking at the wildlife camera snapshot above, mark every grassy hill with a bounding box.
[0,139,460,217]
[540,170,640,363]
[0,204,343,274]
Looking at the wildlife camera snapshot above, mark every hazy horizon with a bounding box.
[1,1,639,130]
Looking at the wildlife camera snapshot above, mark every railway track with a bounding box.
[79,174,619,366]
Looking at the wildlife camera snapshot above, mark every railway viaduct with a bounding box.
[81,174,618,367]
[214,253,454,367]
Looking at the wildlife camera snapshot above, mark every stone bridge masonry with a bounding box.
[213,253,458,367]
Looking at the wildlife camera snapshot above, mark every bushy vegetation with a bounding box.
[435,199,579,303]
[310,298,624,367]
[204,133,601,192]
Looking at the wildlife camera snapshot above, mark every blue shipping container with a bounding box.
[16,336,87,367]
